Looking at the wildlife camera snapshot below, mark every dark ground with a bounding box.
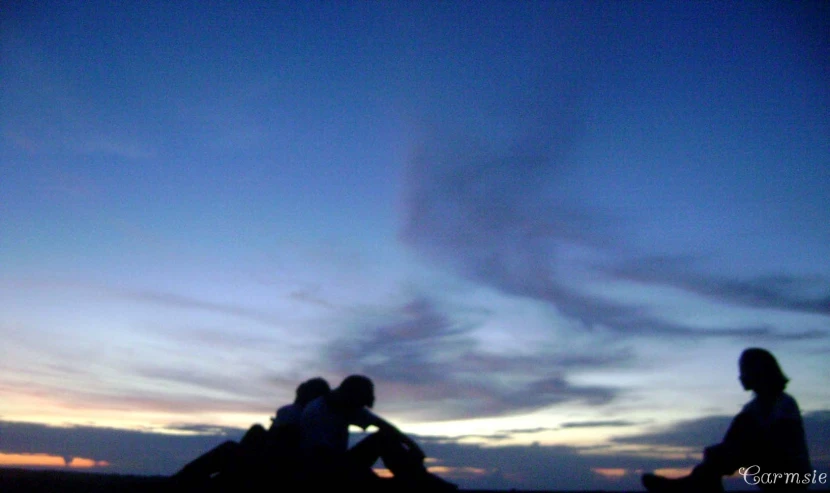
[0,468,169,492]
[3,468,830,493]
[0,467,627,493]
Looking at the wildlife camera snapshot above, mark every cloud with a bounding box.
[804,411,830,465]
[398,127,830,341]
[0,354,283,419]
[560,419,640,429]
[612,415,732,451]
[5,414,826,490]
[413,434,698,491]
[400,131,602,290]
[612,410,830,468]
[130,366,286,415]
[323,298,626,420]
[0,420,683,490]
[397,106,692,340]
[429,426,563,443]
[162,424,244,435]
[5,279,294,332]
[613,256,830,317]
[112,287,289,330]
[58,387,268,417]
[0,420,246,476]
[0,22,155,163]
[498,426,559,435]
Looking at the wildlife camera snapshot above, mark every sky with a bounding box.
[1,1,829,490]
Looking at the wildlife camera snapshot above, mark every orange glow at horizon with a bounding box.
[0,453,110,469]
[428,465,488,478]
[0,453,65,467]
[593,467,627,479]
[654,467,693,478]
[374,465,489,480]
[427,466,487,475]
[68,457,111,468]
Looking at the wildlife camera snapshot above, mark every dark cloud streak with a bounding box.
[560,419,640,429]
[324,298,626,420]
[113,287,288,330]
[614,256,830,316]
[399,114,830,339]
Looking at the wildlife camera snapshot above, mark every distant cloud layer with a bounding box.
[612,410,830,467]
[0,421,244,475]
[3,412,827,490]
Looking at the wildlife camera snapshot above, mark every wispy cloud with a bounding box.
[398,130,631,334]
[324,298,626,420]
[4,279,292,332]
[132,366,284,412]
[0,26,155,163]
[399,124,830,340]
[159,424,244,436]
[613,256,830,317]
[560,419,640,429]
[497,426,559,435]
[113,287,288,329]
[67,134,155,161]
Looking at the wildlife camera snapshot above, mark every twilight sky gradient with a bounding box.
[1,1,829,490]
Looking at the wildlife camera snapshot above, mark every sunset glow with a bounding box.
[2,1,828,490]
[653,467,694,479]
[0,453,65,468]
[592,468,627,479]
[0,453,109,469]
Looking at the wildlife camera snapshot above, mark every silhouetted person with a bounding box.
[171,377,330,490]
[272,377,331,427]
[299,375,457,490]
[642,348,811,492]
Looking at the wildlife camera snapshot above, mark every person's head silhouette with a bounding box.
[337,374,375,409]
[739,347,788,397]
[295,377,331,407]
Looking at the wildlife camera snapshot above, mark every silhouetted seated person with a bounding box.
[271,377,332,428]
[171,377,330,490]
[299,375,457,491]
[642,348,811,492]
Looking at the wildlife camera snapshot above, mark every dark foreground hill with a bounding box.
[0,468,169,492]
[0,467,631,493]
[4,468,830,493]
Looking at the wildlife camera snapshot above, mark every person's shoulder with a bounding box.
[301,395,335,422]
[741,395,760,414]
[277,403,298,414]
[779,392,799,404]
[352,406,381,427]
[302,396,326,413]
[776,392,802,415]
[357,406,379,419]
[276,403,301,422]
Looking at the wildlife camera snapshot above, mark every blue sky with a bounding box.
[1,1,829,490]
